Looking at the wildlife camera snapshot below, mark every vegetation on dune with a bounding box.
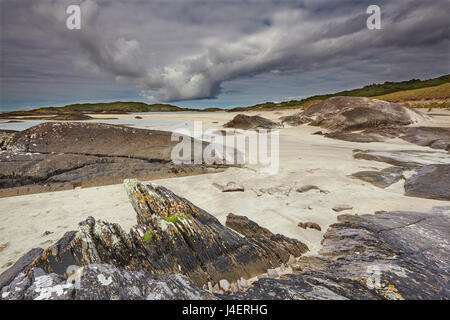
[227,74,450,112]
[59,101,188,112]
[374,83,450,102]
[5,74,449,114]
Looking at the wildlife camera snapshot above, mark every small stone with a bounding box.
[279,266,293,275]
[292,264,303,272]
[207,281,213,292]
[257,273,268,280]
[0,242,8,253]
[230,282,239,293]
[237,277,248,289]
[41,231,53,237]
[267,269,279,279]
[287,254,296,266]
[219,279,230,292]
[296,185,320,193]
[259,185,291,196]
[298,222,321,231]
[213,182,244,192]
[332,205,353,212]
[213,283,221,294]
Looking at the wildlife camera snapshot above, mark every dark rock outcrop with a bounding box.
[324,131,385,143]
[404,164,450,200]
[0,130,16,150]
[1,183,448,300]
[281,97,427,131]
[0,248,43,290]
[225,213,273,237]
[1,264,214,300]
[0,180,308,300]
[0,122,218,196]
[223,114,281,130]
[9,122,192,160]
[400,127,450,152]
[229,206,450,300]
[297,222,321,231]
[351,166,405,188]
[353,149,450,169]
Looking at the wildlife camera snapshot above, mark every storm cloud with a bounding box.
[1,0,449,108]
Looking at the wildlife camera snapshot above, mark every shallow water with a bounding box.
[0,117,194,132]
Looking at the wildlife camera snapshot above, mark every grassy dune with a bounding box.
[374,83,450,109]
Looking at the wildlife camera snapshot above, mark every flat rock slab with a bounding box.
[213,182,244,192]
[259,185,292,196]
[404,164,450,200]
[353,150,450,169]
[223,114,281,130]
[400,127,450,152]
[296,185,329,194]
[325,132,385,143]
[332,205,353,212]
[351,166,405,188]
[229,206,450,300]
[0,180,308,299]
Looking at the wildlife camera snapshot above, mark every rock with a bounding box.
[135,116,143,119]
[332,205,353,212]
[400,127,450,152]
[219,279,230,292]
[41,231,53,237]
[228,206,450,300]
[237,277,248,290]
[404,164,450,200]
[213,284,221,294]
[267,269,279,279]
[0,122,217,195]
[351,166,405,188]
[298,97,428,131]
[325,131,385,143]
[278,265,293,275]
[0,131,15,151]
[225,213,272,237]
[259,185,291,196]
[223,114,281,130]
[9,122,190,160]
[280,114,313,126]
[297,222,321,231]
[230,282,239,293]
[1,264,214,300]
[0,243,8,253]
[212,182,244,192]
[0,248,43,289]
[287,255,296,266]
[353,149,450,169]
[0,180,308,299]
[296,185,329,194]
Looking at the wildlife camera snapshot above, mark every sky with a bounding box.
[0,0,449,111]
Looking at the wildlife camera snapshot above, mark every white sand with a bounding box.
[0,109,449,273]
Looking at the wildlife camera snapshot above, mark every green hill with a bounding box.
[228,74,450,111]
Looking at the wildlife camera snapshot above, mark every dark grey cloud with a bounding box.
[0,0,449,108]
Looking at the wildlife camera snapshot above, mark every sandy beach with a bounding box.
[1,109,449,274]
